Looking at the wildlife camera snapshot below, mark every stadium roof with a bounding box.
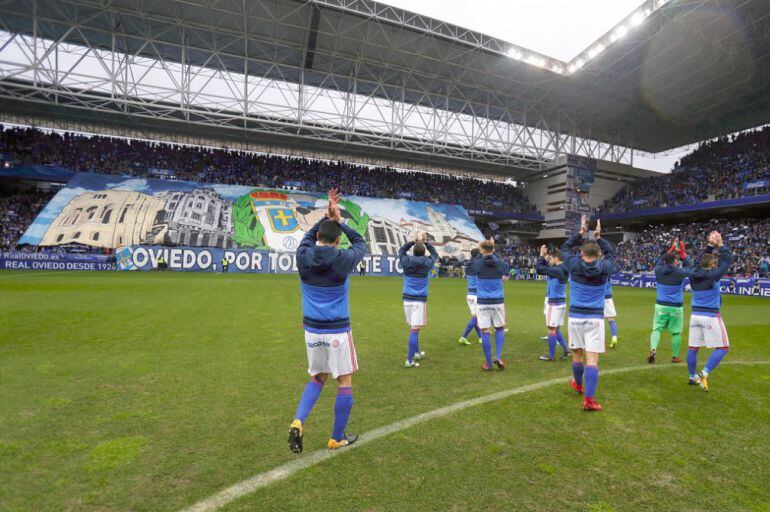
[0,0,769,174]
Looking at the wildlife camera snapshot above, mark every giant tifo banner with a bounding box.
[611,273,770,298]
[19,173,484,257]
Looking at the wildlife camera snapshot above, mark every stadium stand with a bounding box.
[0,126,537,214]
[0,190,54,251]
[599,127,770,213]
[614,218,769,277]
[0,128,767,277]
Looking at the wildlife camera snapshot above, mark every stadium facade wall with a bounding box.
[524,156,656,239]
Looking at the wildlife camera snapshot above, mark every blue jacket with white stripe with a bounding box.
[604,280,613,299]
[654,252,691,307]
[465,256,479,296]
[535,256,567,305]
[469,254,506,305]
[561,234,618,318]
[297,219,367,333]
[399,241,438,302]
[689,245,732,316]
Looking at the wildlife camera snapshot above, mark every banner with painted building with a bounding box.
[19,173,484,257]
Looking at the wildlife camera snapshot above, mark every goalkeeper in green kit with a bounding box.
[648,239,691,364]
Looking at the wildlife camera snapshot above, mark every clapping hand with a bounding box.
[326,188,342,223]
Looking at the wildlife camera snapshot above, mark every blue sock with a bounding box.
[481,331,493,367]
[609,320,618,337]
[294,377,324,423]
[494,328,505,360]
[584,365,598,398]
[687,347,699,377]
[703,348,727,376]
[474,323,481,338]
[572,362,584,385]
[556,331,569,353]
[461,317,477,338]
[547,334,557,359]
[332,387,353,441]
[407,330,419,363]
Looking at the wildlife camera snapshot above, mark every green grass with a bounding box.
[1,271,769,512]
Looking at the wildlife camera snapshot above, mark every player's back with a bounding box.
[561,235,617,316]
[536,256,567,302]
[297,220,365,332]
[654,260,689,307]
[546,268,568,302]
[472,255,505,304]
[298,245,354,330]
[567,263,609,314]
[465,257,478,295]
[689,246,732,315]
[400,243,437,301]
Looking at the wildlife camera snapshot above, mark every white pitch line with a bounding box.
[179,360,769,512]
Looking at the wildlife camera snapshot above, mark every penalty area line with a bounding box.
[179,360,770,512]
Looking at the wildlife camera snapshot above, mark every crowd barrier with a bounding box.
[3,248,769,298]
[0,250,116,271]
[611,273,770,298]
[114,245,403,276]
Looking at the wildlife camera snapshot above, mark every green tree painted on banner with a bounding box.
[338,198,370,249]
[231,194,269,249]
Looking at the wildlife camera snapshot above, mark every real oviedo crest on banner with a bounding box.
[249,191,304,251]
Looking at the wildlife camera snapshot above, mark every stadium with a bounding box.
[1,0,769,510]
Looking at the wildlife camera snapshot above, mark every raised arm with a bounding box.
[560,233,583,272]
[657,239,678,265]
[398,241,415,267]
[707,245,733,280]
[535,255,561,278]
[425,242,439,263]
[597,237,619,274]
[340,222,367,268]
[297,218,324,261]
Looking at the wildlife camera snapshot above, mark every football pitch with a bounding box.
[1,271,769,512]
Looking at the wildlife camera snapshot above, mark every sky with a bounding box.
[378,0,646,61]
[377,0,691,173]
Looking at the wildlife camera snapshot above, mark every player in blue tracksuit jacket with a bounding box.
[560,216,618,411]
[535,244,570,361]
[289,189,367,454]
[458,248,482,345]
[648,239,690,364]
[604,280,619,347]
[399,232,438,368]
[686,231,733,391]
[468,238,508,371]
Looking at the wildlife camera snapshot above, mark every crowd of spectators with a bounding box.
[599,127,770,214]
[614,218,770,277]
[0,126,536,213]
[0,190,55,251]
